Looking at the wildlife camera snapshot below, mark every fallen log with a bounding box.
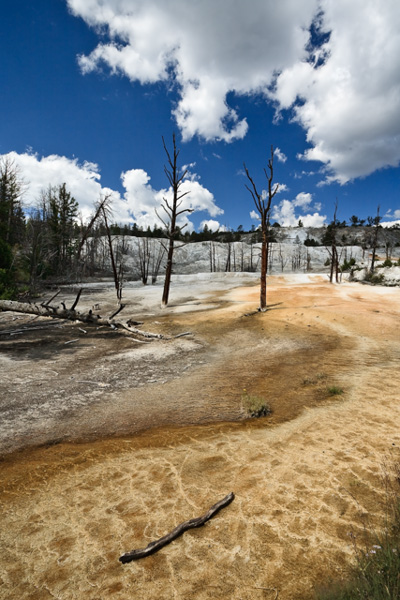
[0,297,164,340]
[119,492,235,563]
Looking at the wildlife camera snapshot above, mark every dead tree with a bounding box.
[225,241,232,272]
[137,237,151,284]
[305,250,312,272]
[209,241,217,273]
[323,202,340,283]
[101,203,123,303]
[0,293,163,340]
[151,240,166,284]
[157,134,193,306]
[244,146,279,311]
[277,243,289,272]
[239,241,245,272]
[76,196,109,262]
[369,205,381,273]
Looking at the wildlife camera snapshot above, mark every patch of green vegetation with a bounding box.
[327,386,344,396]
[341,257,356,271]
[365,271,385,285]
[377,258,393,268]
[241,390,272,418]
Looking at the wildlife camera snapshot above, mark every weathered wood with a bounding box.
[0,299,164,340]
[119,492,234,564]
[70,289,83,311]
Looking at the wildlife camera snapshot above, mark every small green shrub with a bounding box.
[341,257,356,271]
[381,258,393,268]
[241,390,271,418]
[0,268,17,300]
[365,272,385,285]
[327,386,344,396]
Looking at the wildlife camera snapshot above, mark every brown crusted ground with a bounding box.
[1,275,400,599]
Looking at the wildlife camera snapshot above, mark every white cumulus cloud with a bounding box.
[67,0,318,142]
[0,151,125,222]
[121,167,223,230]
[272,195,326,227]
[1,150,222,230]
[275,183,289,194]
[293,192,313,208]
[274,147,287,163]
[272,0,400,183]
[200,219,227,232]
[67,0,400,184]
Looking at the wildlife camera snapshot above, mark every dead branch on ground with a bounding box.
[119,492,235,563]
[0,290,164,340]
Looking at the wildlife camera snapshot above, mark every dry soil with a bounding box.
[1,274,400,599]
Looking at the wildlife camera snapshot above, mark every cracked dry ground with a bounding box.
[1,276,400,599]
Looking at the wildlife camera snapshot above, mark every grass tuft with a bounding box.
[241,390,272,418]
[327,386,344,396]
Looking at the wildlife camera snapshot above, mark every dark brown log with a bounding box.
[119,492,235,563]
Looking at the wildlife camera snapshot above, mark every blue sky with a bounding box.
[1,0,399,232]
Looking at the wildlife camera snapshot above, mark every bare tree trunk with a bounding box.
[151,241,166,284]
[162,236,175,305]
[76,196,109,261]
[328,202,339,284]
[137,237,150,284]
[260,228,268,310]
[101,206,123,303]
[370,205,381,273]
[225,242,232,272]
[244,146,278,311]
[0,298,163,339]
[209,241,217,273]
[157,134,193,307]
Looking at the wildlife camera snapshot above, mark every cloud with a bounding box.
[299,213,327,227]
[121,167,223,230]
[67,1,400,181]
[381,220,400,228]
[0,151,125,222]
[200,219,227,232]
[1,150,222,230]
[272,196,326,227]
[250,210,260,220]
[293,192,312,208]
[294,170,317,179]
[276,183,289,194]
[272,0,400,183]
[274,147,287,163]
[67,0,318,142]
[382,209,400,228]
[182,162,201,182]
